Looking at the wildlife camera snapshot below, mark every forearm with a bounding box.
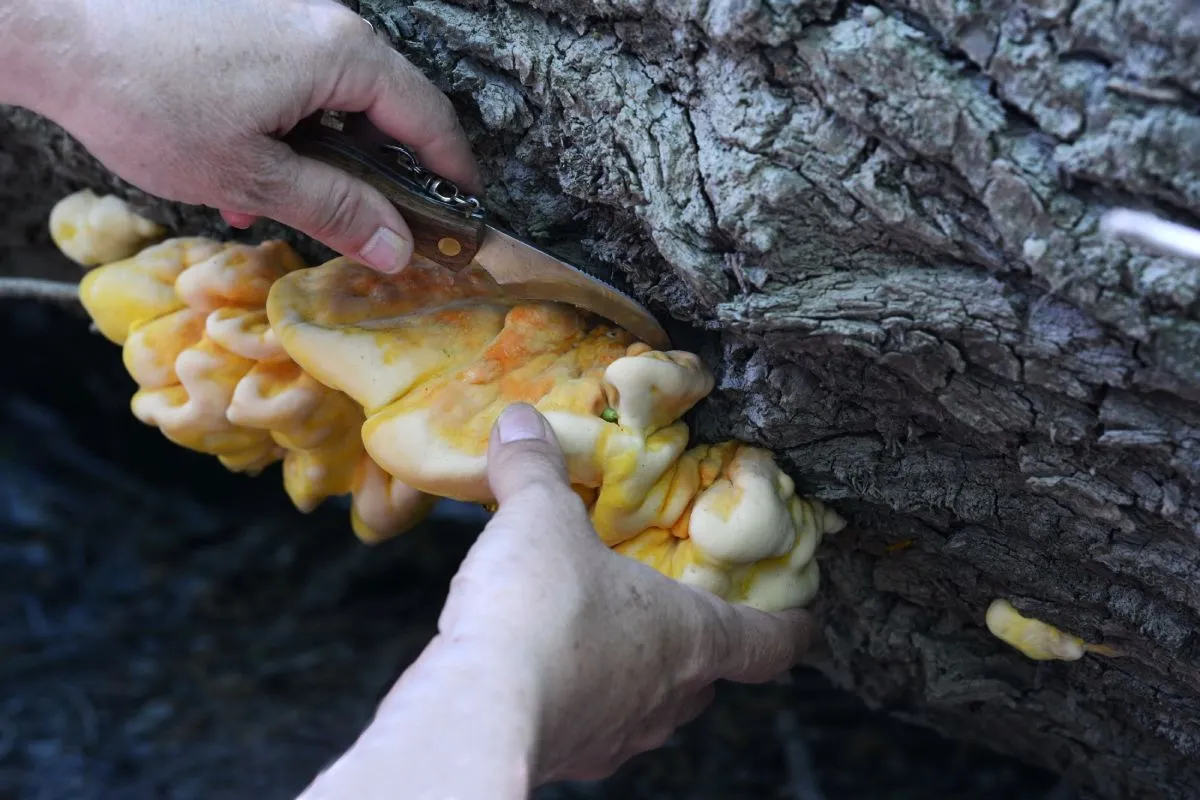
[297,634,542,800]
[0,0,87,116]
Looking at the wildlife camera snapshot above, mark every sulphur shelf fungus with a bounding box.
[64,195,846,612]
[49,189,167,267]
[985,599,1121,662]
[76,236,436,543]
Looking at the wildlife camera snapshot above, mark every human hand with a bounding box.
[437,403,817,782]
[297,404,815,799]
[7,0,479,274]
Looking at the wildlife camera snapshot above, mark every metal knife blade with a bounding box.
[472,226,670,349]
[281,111,671,350]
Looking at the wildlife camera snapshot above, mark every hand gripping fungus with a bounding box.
[57,192,845,612]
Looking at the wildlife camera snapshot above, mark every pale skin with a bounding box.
[2,1,817,795]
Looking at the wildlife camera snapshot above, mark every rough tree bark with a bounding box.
[3,0,1200,797]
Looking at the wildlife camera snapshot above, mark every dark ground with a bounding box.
[1,261,1075,799]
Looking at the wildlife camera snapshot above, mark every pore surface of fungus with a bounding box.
[63,195,845,611]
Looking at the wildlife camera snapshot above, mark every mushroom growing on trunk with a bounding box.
[61,192,844,612]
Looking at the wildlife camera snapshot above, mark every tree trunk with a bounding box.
[4,0,1200,797]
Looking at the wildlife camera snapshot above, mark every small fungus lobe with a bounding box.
[985,599,1119,661]
[49,189,167,267]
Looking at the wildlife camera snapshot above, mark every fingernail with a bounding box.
[497,404,546,443]
[360,226,412,274]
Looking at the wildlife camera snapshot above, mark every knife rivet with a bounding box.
[438,237,463,257]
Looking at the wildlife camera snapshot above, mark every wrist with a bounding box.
[386,631,545,764]
[301,633,543,800]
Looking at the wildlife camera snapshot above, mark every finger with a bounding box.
[220,210,257,229]
[710,605,816,684]
[485,403,573,504]
[315,8,482,192]
[366,52,483,194]
[245,137,416,274]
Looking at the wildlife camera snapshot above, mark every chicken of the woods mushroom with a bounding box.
[985,599,1121,661]
[53,189,845,612]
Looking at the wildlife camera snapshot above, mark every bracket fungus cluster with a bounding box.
[53,189,845,612]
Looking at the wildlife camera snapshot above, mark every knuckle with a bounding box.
[419,93,465,147]
[513,478,583,516]
[305,176,364,241]
[498,443,568,482]
[497,480,594,533]
[626,725,672,757]
[427,91,458,127]
[445,569,476,598]
[221,148,292,213]
[307,1,371,44]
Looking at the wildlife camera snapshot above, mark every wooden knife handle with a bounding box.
[281,112,486,270]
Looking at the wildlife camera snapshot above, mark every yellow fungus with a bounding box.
[49,189,167,267]
[60,194,849,611]
[985,599,1121,661]
[73,228,433,542]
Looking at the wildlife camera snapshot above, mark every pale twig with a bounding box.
[0,277,81,305]
[1100,209,1200,261]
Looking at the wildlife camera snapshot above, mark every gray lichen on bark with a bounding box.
[3,0,1200,796]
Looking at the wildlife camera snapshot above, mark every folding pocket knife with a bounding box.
[281,112,671,350]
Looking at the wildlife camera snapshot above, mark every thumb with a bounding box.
[239,137,417,274]
[486,403,573,504]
